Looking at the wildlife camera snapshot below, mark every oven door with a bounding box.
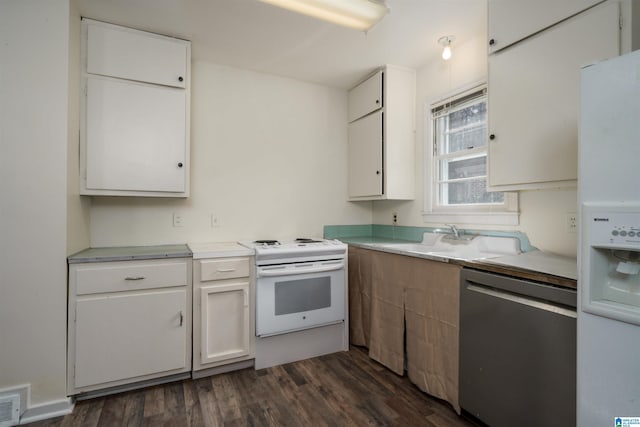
[256,259,345,337]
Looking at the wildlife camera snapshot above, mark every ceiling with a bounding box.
[77,0,487,89]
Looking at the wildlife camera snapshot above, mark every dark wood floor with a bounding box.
[26,346,477,427]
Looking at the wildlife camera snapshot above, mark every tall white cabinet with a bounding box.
[347,65,415,201]
[487,1,622,191]
[80,19,191,197]
[67,246,192,395]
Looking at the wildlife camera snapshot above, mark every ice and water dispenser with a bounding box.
[582,203,640,325]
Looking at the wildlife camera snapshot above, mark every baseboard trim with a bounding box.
[192,359,254,379]
[19,398,74,425]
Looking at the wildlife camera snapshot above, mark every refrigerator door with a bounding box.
[578,50,640,427]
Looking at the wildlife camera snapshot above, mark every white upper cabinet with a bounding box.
[87,22,188,88]
[348,110,383,197]
[85,77,187,192]
[80,19,191,197]
[488,0,603,53]
[347,65,415,201]
[348,70,383,122]
[488,2,620,190]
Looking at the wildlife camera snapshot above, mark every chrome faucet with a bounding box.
[445,224,460,239]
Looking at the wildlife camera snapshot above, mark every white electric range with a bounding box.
[239,238,349,369]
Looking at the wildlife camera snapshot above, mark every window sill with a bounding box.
[422,210,519,226]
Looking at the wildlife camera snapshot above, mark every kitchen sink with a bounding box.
[378,232,521,261]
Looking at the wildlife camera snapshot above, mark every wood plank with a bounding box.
[25,346,477,427]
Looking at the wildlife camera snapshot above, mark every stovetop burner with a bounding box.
[254,240,280,245]
[240,238,346,263]
[295,238,323,243]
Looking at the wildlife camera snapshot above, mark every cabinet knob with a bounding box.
[178,162,183,168]
[376,170,380,175]
[489,38,495,46]
[375,99,380,104]
[489,134,496,140]
[178,76,184,82]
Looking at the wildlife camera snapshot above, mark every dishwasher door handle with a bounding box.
[466,284,577,318]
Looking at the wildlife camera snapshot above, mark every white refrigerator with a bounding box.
[579,50,640,426]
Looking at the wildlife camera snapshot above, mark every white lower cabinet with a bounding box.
[74,290,187,388]
[67,257,192,395]
[193,257,255,373]
[200,283,250,364]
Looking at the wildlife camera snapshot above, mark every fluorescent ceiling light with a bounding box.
[258,0,390,32]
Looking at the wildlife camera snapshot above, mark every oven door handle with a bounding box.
[257,262,344,277]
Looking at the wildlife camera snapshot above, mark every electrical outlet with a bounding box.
[211,214,220,228]
[173,213,184,227]
[567,212,577,234]
[393,212,398,225]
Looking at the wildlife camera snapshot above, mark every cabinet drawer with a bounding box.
[73,259,188,295]
[200,258,250,281]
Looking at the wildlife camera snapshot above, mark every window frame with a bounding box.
[422,82,519,226]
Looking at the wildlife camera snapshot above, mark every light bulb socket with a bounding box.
[438,35,455,60]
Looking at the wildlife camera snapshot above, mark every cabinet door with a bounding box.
[488,0,602,53]
[348,71,382,122]
[74,289,187,388]
[86,20,187,88]
[200,282,250,364]
[488,3,619,189]
[348,110,383,198]
[85,76,187,193]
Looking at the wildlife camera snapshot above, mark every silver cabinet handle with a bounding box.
[125,276,145,281]
[179,310,184,327]
[217,268,236,273]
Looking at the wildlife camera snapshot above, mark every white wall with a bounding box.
[67,0,91,255]
[0,0,71,406]
[89,61,372,246]
[371,35,579,257]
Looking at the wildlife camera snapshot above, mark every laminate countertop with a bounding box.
[342,238,577,290]
[68,244,191,264]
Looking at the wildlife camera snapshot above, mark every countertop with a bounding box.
[341,237,577,290]
[68,244,191,264]
[188,242,254,259]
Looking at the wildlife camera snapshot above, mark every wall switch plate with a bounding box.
[567,212,577,233]
[173,213,184,227]
[211,214,220,227]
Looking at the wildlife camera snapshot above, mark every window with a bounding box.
[424,84,518,225]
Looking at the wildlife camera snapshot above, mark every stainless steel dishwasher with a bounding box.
[459,268,576,427]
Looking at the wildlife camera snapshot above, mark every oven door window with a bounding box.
[274,276,331,315]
